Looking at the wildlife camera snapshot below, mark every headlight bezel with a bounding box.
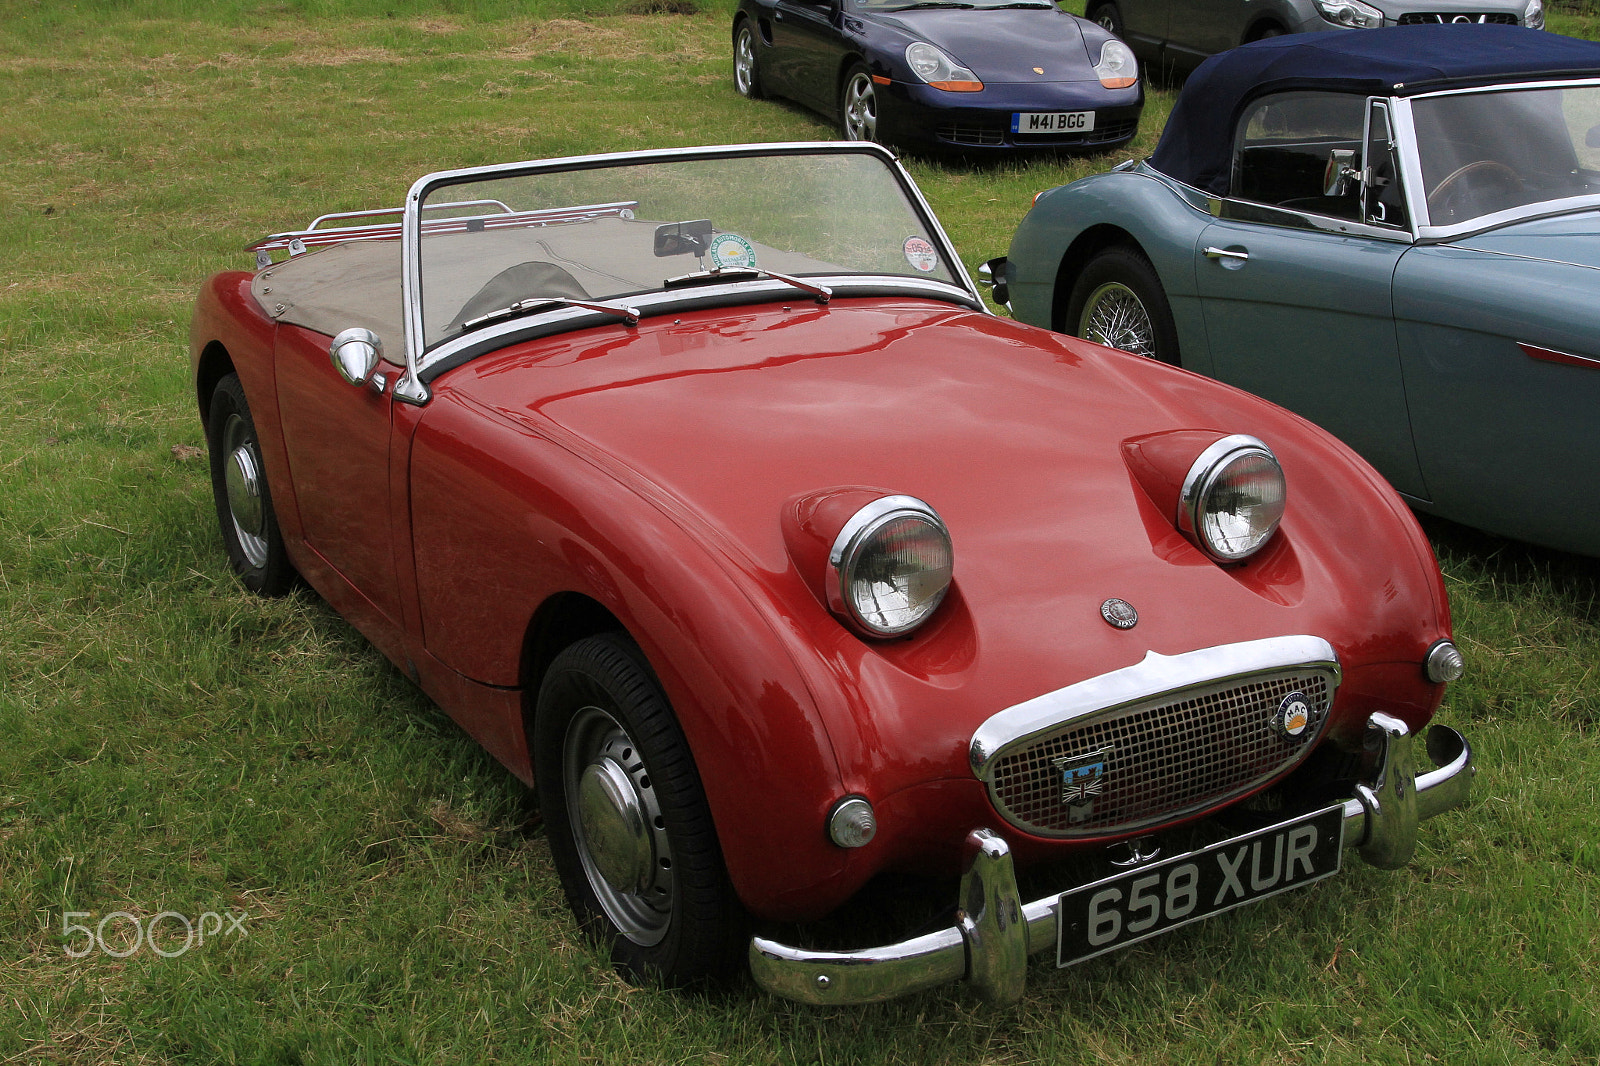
[1314,0,1384,28]
[827,494,954,638]
[905,42,983,92]
[1178,435,1287,563]
[1094,39,1138,89]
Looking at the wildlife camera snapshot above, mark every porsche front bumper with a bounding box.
[749,711,1473,1005]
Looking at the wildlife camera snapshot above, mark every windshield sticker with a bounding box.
[903,236,937,273]
[710,233,758,270]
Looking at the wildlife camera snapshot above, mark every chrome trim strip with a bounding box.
[751,713,1473,1005]
[1520,341,1600,369]
[969,635,1340,777]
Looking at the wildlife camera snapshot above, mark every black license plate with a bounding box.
[1057,805,1346,966]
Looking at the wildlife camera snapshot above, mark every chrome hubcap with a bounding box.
[844,75,876,141]
[221,413,269,568]
[1079,281,1156,358]
[564,705,674,946]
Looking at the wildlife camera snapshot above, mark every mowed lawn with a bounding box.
[0,1,1596,1062]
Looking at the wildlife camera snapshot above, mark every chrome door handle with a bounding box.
[1204,246,1250,262]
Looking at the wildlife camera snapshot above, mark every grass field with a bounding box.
[1,1,1597,1062]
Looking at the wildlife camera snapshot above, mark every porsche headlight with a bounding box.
[1179,435,1286,562]
[1314,0,1383,27]
[1524,0,1544,29]
[1094,39,1138,89]
[905,43,983,92]
[828,495,953,637]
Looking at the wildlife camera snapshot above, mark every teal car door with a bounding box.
[1194,94,1430,500]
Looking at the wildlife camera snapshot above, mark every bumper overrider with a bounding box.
[749,636,1474,1005]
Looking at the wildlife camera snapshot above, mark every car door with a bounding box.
[769,0,846,112]
[274,324,408,646]
[1194,95,1430,500]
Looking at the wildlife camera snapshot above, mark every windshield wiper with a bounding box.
[883,2,977,9]
[458,295,640,333]
[662,266,832,303]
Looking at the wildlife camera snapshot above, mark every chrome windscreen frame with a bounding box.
[391,141,984,406]
[1393,79,1600,241]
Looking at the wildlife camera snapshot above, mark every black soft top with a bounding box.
[1149,24,1600,196]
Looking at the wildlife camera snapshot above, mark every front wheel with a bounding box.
[534,634,746,986]
[840,64,879,142]
[206,373,296,595]
[733,20,762,99]
[1086,1,1125,37]
[1064,245,1181,366]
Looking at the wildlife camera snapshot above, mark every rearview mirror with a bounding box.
[654,219,713,257]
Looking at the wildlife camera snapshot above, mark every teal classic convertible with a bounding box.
[993,25,1600,556]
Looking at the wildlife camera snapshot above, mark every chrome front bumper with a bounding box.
[749,712,1473,1005]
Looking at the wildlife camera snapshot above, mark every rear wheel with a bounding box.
[534,634,746,986]
[733,20,762,99]
[840,64,879,142]
[206,373,296,595]
[1065,245,1181,366]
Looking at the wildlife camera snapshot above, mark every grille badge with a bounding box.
[1052,746,1114,820]
[1274,691,1312,738]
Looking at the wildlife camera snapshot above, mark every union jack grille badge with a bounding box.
[1052,746,1114,808]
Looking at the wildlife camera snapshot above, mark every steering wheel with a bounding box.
[1426,160,1525,221]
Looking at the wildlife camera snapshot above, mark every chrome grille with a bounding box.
[982,672,1332,837]
[1397,11,1519,22]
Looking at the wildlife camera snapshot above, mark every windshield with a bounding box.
[414,149,958,350]
[1413,83,1600,227]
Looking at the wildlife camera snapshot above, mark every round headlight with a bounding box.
[1179,435,1286,562]
[828,495,953,637]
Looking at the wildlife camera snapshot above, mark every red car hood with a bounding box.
[444,297,1444,723]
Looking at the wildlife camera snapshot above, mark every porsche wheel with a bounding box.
[207,373,296,596]
[1065,245,1181,366]
[840,64,879,142]
[534,634,745,986]
[733,20,763,99]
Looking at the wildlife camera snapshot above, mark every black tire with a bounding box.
[1063,245,1181,367]
[534,634,746,986]
[206,373,296,596]
[733,19,763,99]
[1086,1,1125,37]
[840,63,879,143]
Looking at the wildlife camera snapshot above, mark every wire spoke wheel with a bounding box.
[1079,281,1157,358]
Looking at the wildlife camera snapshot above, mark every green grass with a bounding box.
[1,2,1597,1062]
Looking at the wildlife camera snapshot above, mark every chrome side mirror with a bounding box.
[330,327,382,386]
[1323,148,1358,197]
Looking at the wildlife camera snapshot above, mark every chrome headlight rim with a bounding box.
[1178,434,1286,563]
[827,494,953,638]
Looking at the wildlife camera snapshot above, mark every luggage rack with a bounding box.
[245,199,640,268]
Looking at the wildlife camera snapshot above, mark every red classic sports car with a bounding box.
[190,142,1472,1004]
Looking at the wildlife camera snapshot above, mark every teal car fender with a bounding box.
[1005,164,1219,376]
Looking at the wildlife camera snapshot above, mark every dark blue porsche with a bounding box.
[732,0,1143,154]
